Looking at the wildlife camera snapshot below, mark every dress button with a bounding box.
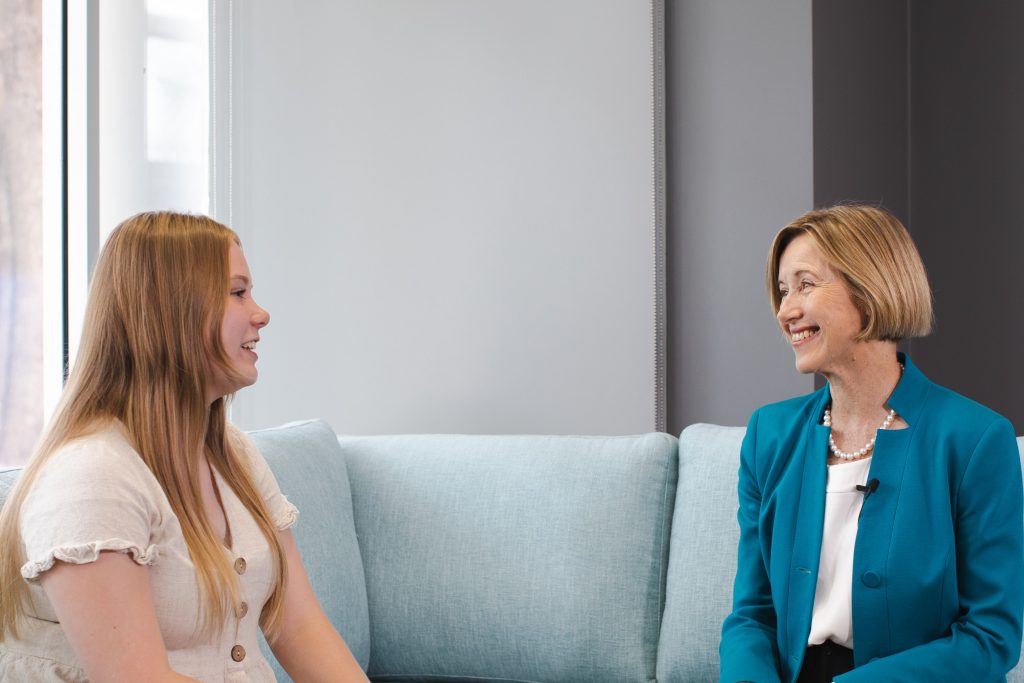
[234,557,247,575]
[231,644,246,662]
[861,571,882,588]
[237,601,249,618]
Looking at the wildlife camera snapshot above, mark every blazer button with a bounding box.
[861,571,882,588]
[234,557,247,575]
[236,601,249,618]
[231,644,246,662]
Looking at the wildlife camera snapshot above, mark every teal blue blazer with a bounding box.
[720,354,1023,682]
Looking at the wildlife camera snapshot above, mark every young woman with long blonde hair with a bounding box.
[0,212,367,682]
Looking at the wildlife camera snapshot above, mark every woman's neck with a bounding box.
[822,342,902,426]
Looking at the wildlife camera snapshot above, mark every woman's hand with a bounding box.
[266,529,369,682]
[40,551,199,682]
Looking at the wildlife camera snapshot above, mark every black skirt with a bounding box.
[797,640,855,683]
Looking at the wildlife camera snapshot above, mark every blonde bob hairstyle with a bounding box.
[766,204,933,342]
[0,212,287,642]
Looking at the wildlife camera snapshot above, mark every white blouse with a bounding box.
[0,421,298,682]
[807,456,872,649]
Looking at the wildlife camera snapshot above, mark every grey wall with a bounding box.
[909,0,1024,431]
[812,0,1024,431]
[216,0,1022,437]
[220,1,662,435]
[666,0,814,434]
[813,1,909,221]
[812,0,911,392]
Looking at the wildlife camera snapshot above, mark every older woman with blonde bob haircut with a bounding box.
[720,205,1023,682]
[0,212,368,682]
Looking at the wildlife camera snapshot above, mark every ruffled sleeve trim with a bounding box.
[21,539,160,583]
[274,498,299,531]
[0,648,87,680]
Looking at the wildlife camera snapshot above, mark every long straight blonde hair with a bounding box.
[0,212,287,642]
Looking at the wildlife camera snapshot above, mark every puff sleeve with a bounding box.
[19,431,162,583]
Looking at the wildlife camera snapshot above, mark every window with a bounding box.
[0,0,210,466]
[98,0,209,243]
[0,0,44,466]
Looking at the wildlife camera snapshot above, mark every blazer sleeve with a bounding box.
[720,409,783,683]
[838,417,1024,682]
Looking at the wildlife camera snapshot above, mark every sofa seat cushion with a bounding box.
[340,432,678,683]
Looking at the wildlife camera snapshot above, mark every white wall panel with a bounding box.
[216,1,663,435]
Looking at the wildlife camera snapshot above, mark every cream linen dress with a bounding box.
[0,422,299,682]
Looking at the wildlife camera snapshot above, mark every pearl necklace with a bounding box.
[823,408,896,460]
[822,362,904,461]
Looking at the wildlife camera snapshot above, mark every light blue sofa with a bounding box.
[1,420,1022,681]
[247,420,1024,682]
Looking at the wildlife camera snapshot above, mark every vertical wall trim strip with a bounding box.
[210,0,217,219]
[61,0,69,382]
[227,0,233,228]
[652,0,668,433]
[905,0,912,233]
[209,0,232,226]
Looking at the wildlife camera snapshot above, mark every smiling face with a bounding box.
[776,233,864,375]
[207,243,270,402]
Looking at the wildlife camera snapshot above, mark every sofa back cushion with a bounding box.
[340,432,678,683]
[0,468,19,511]
[248,419,371,675]
[656,423,746,682]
